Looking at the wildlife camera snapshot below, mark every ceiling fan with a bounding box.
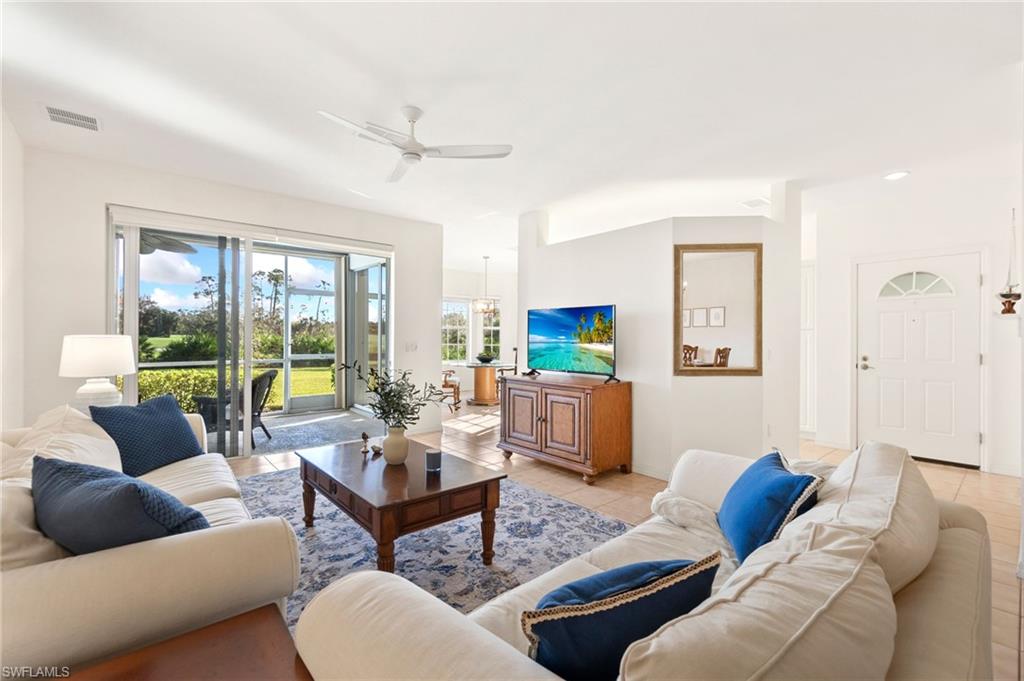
[317,105,512,183]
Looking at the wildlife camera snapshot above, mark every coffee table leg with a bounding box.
[302,481,315,527]
[481,509,496,565]
[377,541,395,572]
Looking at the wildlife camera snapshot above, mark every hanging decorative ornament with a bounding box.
[998,208,1020,315]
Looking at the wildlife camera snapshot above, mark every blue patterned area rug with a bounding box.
[240,469,631,628]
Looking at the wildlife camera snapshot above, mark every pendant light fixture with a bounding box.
[473,255,497,314]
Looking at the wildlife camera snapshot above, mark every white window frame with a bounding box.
[442,297,471,363]
[481,303,501,357]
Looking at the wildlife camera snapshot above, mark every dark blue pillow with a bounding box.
[717,451,822,563]
[32,456,209,555]
[90,394,203,476]
[521,554,720,681]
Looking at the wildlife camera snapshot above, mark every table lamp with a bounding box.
[59,335,137,409]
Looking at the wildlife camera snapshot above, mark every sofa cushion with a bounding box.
[523,555,719,681]
[138,453,240,505]
[5,406,121,477]
[191,497,252,527]
[780,441,938,592]
[32,457,210,555]
[470,558,604,653]
[583,516,738,587]
[620,524,897,681]
[717,452,822,562]
[0,478,69,570]
[90,394,204,477]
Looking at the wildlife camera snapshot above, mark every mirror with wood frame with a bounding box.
[674,243,763,376]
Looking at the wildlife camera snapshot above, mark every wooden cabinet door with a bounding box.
[504,384,542,449]
[542,389,587,462]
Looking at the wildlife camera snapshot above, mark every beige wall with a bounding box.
[18,149,445,432]
[518,213,801,480]
[1,111,25,429]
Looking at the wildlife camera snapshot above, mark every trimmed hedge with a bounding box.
[137,368,219,413]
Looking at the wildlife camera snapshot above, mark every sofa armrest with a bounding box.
[666,449,754,512]
[1,517,298,670]
[296,572,558,680]
[937,498,989,535]
[184,413,208,452]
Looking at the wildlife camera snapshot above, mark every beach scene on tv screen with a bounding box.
[528,305,615,375]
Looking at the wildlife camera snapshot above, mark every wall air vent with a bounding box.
[741,197,771,209]
[45,106,100,131]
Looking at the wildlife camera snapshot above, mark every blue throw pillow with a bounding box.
[717,451,822,562]
[32,456,209,555]
[521,554,720,681]
[90,394,203,476]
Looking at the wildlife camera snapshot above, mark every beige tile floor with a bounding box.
[228,406,1022,679]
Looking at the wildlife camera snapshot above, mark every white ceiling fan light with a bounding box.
[317,105,513,183]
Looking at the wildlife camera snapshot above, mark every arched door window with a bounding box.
[878,271,954,299]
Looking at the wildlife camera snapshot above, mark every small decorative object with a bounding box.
[338,362,449,466]
[425,448,442,472]
[476,352,495,364]
[999,208,1020,315]
[709,306,726,327]
[360,432,370,453]
[682,309,691,328]
[371,445,383,456]
[58,335,137,409]
[692,307,708,327]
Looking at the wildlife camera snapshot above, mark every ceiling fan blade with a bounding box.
[317,110,396,147]
[423,145,512,159]
[364,121,411,146]
[386,159,410,183]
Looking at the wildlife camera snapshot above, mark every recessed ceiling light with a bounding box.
[740,197,771,209]
[883,170,910,181]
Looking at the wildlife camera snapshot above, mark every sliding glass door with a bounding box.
[113,226,248,456]
[111,208,388,455]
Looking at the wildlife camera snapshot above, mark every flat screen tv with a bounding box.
[527,305,616,377]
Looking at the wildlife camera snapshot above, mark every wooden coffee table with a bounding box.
[298,439,507,572]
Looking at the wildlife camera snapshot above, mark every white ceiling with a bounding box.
[3,3,1021,272]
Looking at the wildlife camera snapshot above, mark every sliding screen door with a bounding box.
[346,255,389,408]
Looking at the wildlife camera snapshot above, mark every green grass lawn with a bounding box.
[264,366,333,410]
[147,335,185,352]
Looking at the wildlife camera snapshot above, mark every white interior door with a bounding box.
[856,253,981,466]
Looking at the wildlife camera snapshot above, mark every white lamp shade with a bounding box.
[59,335,137,378]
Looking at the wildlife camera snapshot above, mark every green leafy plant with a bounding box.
[138,336,157,363]
[159,332,219,361]
[339,362,450,429]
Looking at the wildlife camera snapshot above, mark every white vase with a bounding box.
[382,426,409,465]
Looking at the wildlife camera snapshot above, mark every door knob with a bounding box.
[860,362,874,370]
[861,355,869,361]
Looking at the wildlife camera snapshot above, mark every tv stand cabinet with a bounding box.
[498,374,632,484]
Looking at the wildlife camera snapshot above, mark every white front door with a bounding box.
[856,253,981,466]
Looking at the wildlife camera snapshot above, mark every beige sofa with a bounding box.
[295,442,992,680]
[0,406,300,670]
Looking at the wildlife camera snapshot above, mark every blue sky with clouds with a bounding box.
[139,247,337,321]
[528,304,614,343]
